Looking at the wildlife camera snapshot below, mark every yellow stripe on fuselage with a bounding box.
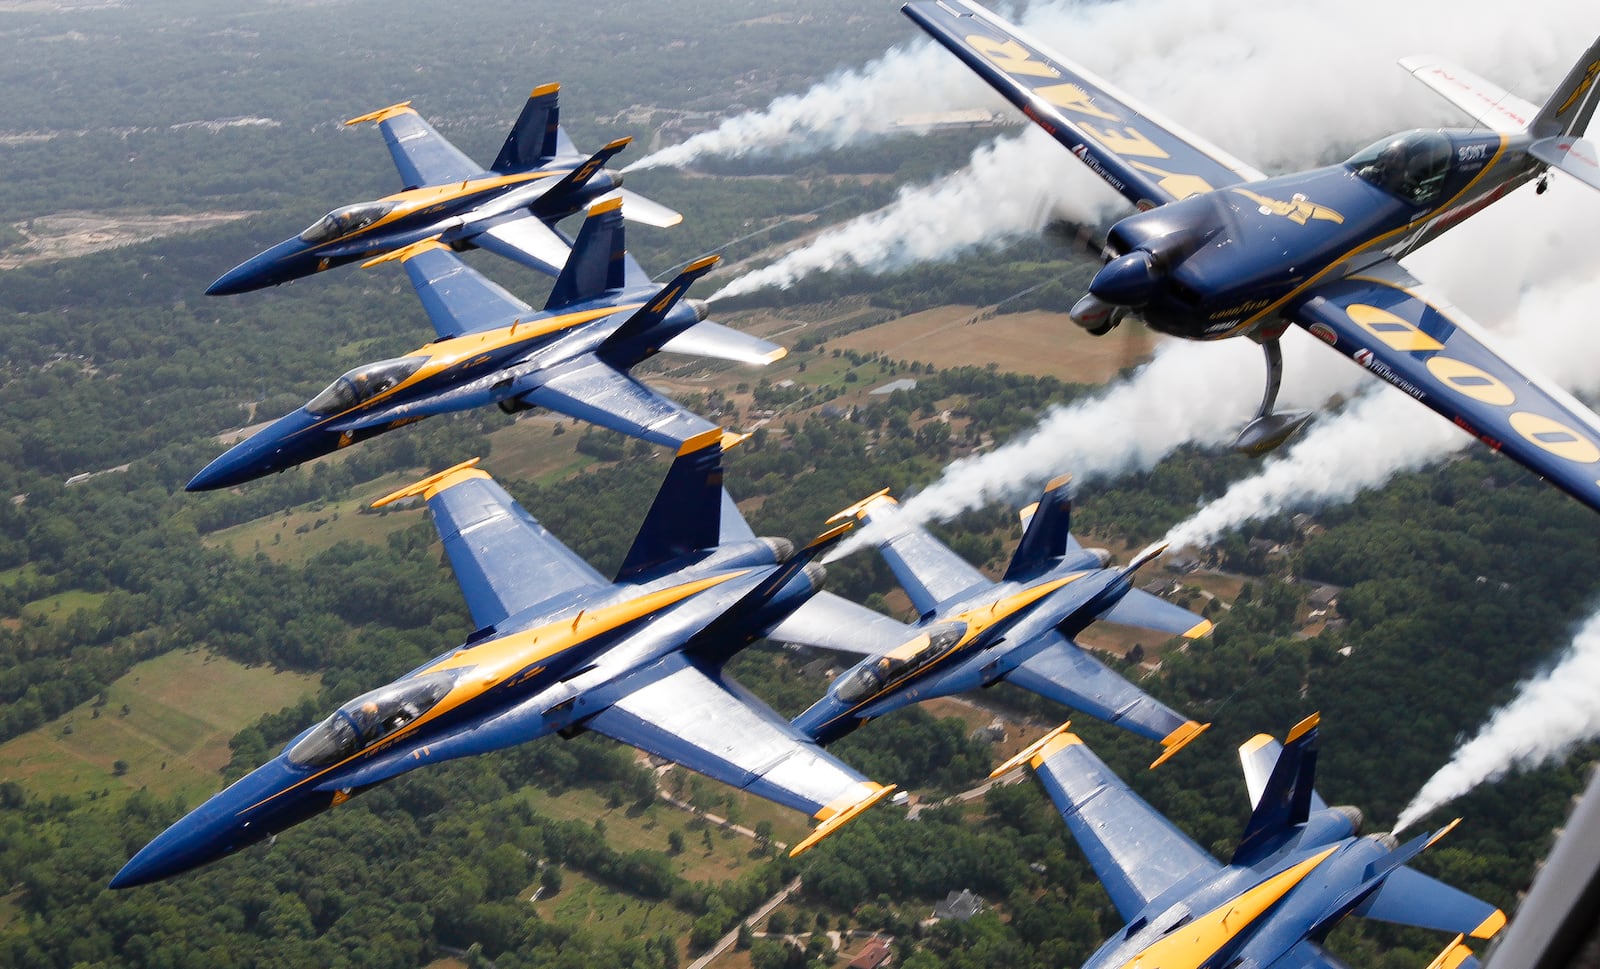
[240,570,746,814]
[1117,846,1339,969]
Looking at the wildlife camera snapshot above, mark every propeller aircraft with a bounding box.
[113,432,895,887]
[994,714,1507,969]
[206,84,680,295]
[770,475,1212,767]
[907,1,1600,512]
[188,197,784,491]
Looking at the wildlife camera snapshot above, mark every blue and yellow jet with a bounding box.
[113,432,895,888]
[907,2,1600,511]
[206,84,680,295]
[188,198,784,491]
[996,714,1506,969]
[772,476,1212,767]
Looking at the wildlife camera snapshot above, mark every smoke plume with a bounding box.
[1393,609,1600,835]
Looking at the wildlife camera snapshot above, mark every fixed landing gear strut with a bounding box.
[1231,338,1314,456]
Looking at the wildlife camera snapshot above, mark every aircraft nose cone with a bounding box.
[110,810,238,889]
[186,448,256,492]
[205,262,256,296]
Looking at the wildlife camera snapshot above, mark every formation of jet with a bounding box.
[114,432,896,887]
[997,714,1506,969]
[772,475,1212,767]
[206,85,680,295]
[907,1,1600,512]
[188,198,784,491]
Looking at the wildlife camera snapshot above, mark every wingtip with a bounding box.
[791,783,897,856]
[1150,721,1210,769]
[372,458,486,508]
[989,721,1075,779]
[827,487,896,524]
[1469,908,1506,941]
[345,100,414,126]
[1183,618,1214,639]
[1424,816,1463,850]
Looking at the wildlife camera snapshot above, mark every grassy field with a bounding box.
[0,649,319,804]
[527,868,694,945]
[18,588,106,623]
[0,564,34,589]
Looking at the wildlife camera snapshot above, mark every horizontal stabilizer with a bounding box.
[546,197,628,310]
[492,83,562,173]
[660,319,787,366]
[379,241,531,340]
[1003,473,1073,582]
[615,428,737,582]
[597,255,721,367]
[1530,136,1600,193]
[471,213,573,276]
[1397,55,1539,134]
[1232,713,1322,865]
[616,188,683,228]
[1355,864,1507,940]
[1097,588,1213,640]
[761,590,918,656]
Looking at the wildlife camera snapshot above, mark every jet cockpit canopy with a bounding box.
[286,670,458,768]
[298,201,398,244]
[307,356,427,415]
[833,621,970,704]
[1347,130,1453,205]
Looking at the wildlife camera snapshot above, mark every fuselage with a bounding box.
[1093,128,1538,341]
[111,537,804,887]
[1083,809,1374,969]
[206,165,622,295]
[187,299,655,490]
[794,553,1121,745]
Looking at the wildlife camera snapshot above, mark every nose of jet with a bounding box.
[205,238,314,296]
[110,805,246,889]
[205,260,261,296]
[187,411,323,491]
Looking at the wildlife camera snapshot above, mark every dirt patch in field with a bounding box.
[0,209,255,268]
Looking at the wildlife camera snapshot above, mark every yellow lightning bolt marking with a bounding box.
[1233,188,1345,225]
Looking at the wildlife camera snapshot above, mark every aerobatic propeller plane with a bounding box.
[996,714,1507,969]
[206,84,680,295]
[769,475,1212,767]
[188,197,784,491]
[113,432,896,887]
[907,1,1600,512]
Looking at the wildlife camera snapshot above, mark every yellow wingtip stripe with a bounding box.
[1150,721,1210,769]
[828,487,897,523]
[1183,619,1214,639]
[988,721,1074,779]
[345,100,414,126]
[361,236,447,269]
[763,346,789,364]
[372,458,485,508]
[676,427,726,456]
[792,784,896,857]
[1425,936,1474,969]
[719,430,751,452]
[1286,711,1321,744]
[806,520,856,550]
[1469,909,1507,940]
[1426,817,1464,850]
[530,82,560,98]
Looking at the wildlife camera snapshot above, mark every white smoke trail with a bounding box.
[1393,609,1600,835]
[1161,186,1600,550]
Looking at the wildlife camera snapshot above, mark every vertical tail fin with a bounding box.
[597,255,719,367]
[1532,36,1600,138]
[544,197,631,310]
[615,429,742,582]
[1003,474,1079,581]
[1231,713,1322,865]
[491,83,562,172]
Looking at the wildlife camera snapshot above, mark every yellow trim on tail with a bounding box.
[361,237,448,269]
[1470,909,1507,940]
[683,254,721,274]
[792,784,897,857]
[828,488,896,523]
[588,195,624,217]
[1183,618,1215,639]
[372,458,485,508]
[530,82,560,98]
[805,520,856,550]
[345,101,415,126]
[1044,472,1073,493]
[1424,936,1475,969]
[989,721,1074,779]
[1286,712,1321,744]
[1150,720,1210,769]
[1426,817,1463,850]
[677,427,726,456]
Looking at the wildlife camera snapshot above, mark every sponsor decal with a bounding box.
[1353,348,1426,400]
[1308,323,1337,346]
[1457,144,1490,163]
[1070,144,1127,192]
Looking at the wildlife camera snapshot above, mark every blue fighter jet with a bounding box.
[113,432,895,888]
[770,475,1213,767]
[207,84,680,295]
[907,2,1600,512]
[995,714,1507,969]
[188,197,784,491]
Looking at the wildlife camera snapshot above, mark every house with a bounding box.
[848,937,893,969]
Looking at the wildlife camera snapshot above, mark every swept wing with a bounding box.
[1005,630,1198,751]
[373,459,609,630]
[1016,726,1220,920]
[380,240,533,339]
[1290,259,1600,514]
[762,590,919,656]
[830,491,988,616]
[584,652,893,853]
[347,102,486,190]
[903,0,1264,209]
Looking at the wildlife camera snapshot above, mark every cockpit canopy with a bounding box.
[1347,130,1453,205]
[833,620,970,704]
[298,201,397,244]
[286,670,458,768]
[306,356,427,415]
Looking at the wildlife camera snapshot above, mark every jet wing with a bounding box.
[1004,631,1204,762]
[470,212,574,277]
[903,0,1264,209]
[761,591,919,656]
[832,491,989,617]
[583,652,893,852]
[373,459,610,631]
[346,102,486,191]
[1022,727,1220,921]
[377,241,530,340]
[519,357,719,449]
[1291,259,1600,514]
